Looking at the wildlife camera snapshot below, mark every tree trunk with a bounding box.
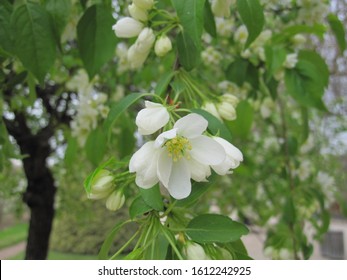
[23,163,56,260]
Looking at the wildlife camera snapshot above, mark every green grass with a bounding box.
[11,251,97,260]
[0,223,28,249]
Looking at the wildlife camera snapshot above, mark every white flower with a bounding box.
[283,53,298,69]
[127,28,155,69]
[234,25,248,45]
[112,17,143,38]
[105,190,125,211]
[128,3,148,22]
[211,137,243,175]
[212,0,233,18]
[184,242,210,260]
[154,36,172,57]
[260,97,275,119]
[135,27,155,52]
[88,170,114,200]
[130,114,227,199]
[135,101,170,135]
[133,0,154,10]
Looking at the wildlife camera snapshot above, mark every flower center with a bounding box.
[165,136,192,162]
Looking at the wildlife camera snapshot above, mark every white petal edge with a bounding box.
[157,148,172,189]
[174,113,208,139]
[155,128,177,148]
[190,135,226,165]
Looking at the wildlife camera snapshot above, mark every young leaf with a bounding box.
[139,184,164,211]
[327,13,346,53]
[77,4,117,79]
[186,214,249,243]
[237,0,264,48]
[265,46,287,80]
[129,196,153,219]
[11,2,56,83]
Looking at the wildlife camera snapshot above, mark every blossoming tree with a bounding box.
[0,0,346,259]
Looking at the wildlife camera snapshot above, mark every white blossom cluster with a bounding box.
[129,101,243,199]
[68,70,109,146]
[112,0,172,69]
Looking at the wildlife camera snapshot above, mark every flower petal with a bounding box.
[129,141,156,172]
[167,159,191,199]
[136,102,169,135]
[188,158,211,182]
[155,128,177,148]
[157,148,172,189]
[174,113,208,138]
[190,135,226,165]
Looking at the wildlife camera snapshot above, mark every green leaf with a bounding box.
[98,220,131,260]
[155,71,175,96]
[327,13,346,53]
[265,46,287,80]
[45,0,71,39]
[172,0,205,70]
[172,0,205,45]
[282,197,296,224]
[228,100,254,139]
[85,126,107,166]
[237,0,264,48]
[139,184,164,211]
[123,248,143,260]
[11,2,56,83]
[192,109,232,142]
[144,231,169,260]
[226,57,258,87]
[186,214,249,243]
[176,176,216,207]
[77,4,117,79]
[129,196,153,219]
[0,1,13,55]
[272,24,326,43]
[285,51,329,111]
[203,0,216,37]
[176,32,200,71]
[104,93,153,138]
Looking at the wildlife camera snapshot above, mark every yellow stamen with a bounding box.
[165,136,192,162]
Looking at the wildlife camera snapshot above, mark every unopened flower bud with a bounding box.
[135,27,155,52]
[212,0,233,18]
[154,36,172,57]
[105,190,125,211]
[184,242,210,260]
[133,0,154,10]
[128,3,148,22]
[217,102,237,121]
[283,53,298,69]
[88,170,114,200]
[112,17,143,38]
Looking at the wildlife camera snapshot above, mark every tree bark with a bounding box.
[3,111,57,259]
[22,158,56,260]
